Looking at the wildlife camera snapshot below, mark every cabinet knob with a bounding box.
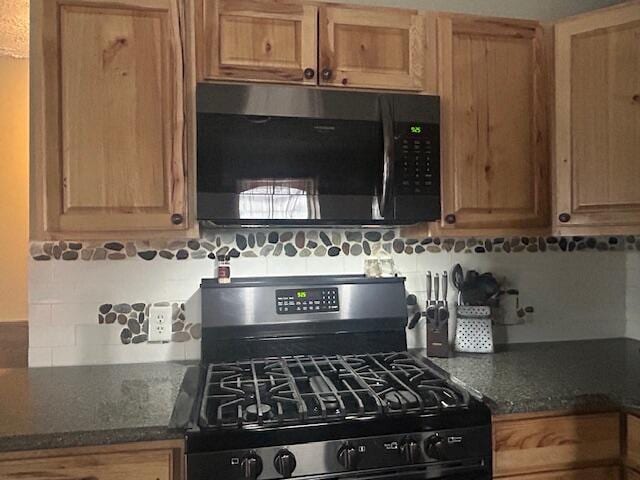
[444,214,456,225]
[171,214,184,225]
[558,213,571,223]
[303,68,315,80]
[632,94,640,104]
[321,68,333,81]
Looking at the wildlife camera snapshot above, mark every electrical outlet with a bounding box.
[148,305,172,342]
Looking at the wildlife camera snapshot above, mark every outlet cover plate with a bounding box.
[148,305,172,342]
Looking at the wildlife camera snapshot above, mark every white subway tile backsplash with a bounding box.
[28,304,52,326]
[28,231,636,366]
[29,325,75,347]
[28,347,52,367]
[75,325,124,345]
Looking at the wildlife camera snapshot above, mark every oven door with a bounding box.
[329,470,490,480]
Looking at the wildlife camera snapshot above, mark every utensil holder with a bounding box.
[454,305,494,353]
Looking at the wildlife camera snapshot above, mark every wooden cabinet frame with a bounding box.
[0,440,184,480]
[30,0,198,240]
[553,1,640,235]
[437,14,550,233]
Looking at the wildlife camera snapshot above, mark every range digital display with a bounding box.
[276,288,339,314]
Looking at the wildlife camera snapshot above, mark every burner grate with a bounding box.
[199,352,469,430]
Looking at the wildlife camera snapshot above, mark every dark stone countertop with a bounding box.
[417,338,640,415]
[0,362,193,453]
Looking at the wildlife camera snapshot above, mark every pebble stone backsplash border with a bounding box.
[98,301,201,345]
[30,228,638,262]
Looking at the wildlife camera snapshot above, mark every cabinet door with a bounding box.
[493,412,621,477]
[438,15,549,231]
[496,466,621,479]
[0,451,172,480]
[199,0,318,84]
[31,0,192,238]
[319,5,433,91]
[554,2,640,234]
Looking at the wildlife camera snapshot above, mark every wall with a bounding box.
[28,230,630,367]
[337,0,623,20]
[0,56,28,323]
[627,252,640,340]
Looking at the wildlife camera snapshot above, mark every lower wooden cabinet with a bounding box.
[0,440,183,480]
[628,469,640,480]
[493,412,621,477]
[499,466,621,479]
[628,414,640,471]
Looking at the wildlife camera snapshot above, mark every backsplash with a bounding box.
[28,228,633,367]
[29,229,636,263]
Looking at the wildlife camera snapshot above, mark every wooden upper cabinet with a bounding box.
[198,0,318,84]
[31,0,194,239]
[554,1,640,235]
[318,5,434,91]
[437,15,550,232]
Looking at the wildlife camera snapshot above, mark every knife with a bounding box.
[438,271,450,327]
[425,272,436,324]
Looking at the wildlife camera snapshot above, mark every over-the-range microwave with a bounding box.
[196,83,440,226]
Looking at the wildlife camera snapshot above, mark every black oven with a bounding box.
[196,83,440,225]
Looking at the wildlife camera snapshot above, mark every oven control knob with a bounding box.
[337,443,359,470]
[400,438,420,464]
[424,434,448,460]
[240,452,263,479]
[274,449,297,478]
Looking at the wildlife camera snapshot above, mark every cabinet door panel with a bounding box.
[200,0,318,84]
[319,6,431,91]
[493,413,620,477]
[555,3,640,233]
[439,16,549,231]
[0,450,172,480]
[32,0,190,236]
[496,466,621,479]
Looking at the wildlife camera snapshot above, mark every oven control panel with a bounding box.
[276,288,339,314]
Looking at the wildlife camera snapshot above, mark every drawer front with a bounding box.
[494,413,621,476]
[498,466,621,479]
[628,414,640,470]
[0,450,173,480]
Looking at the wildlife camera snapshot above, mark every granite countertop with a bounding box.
[0,362,192,453]
[421,338,640,415]
[1,339,638,453]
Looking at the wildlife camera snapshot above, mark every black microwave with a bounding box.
[196,83,440,225]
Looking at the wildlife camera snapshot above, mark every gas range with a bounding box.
[178,275,491,480]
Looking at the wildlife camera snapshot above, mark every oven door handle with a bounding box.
[380,97,395,218]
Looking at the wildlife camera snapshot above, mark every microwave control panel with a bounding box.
[394,122,440,196]
[276,288,339,314]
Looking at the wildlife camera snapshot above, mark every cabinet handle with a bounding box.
[444,214,456,225]
[633,94,640,104]
[321,68,333,81]
[171,214,184,225]
[558,213,571,223]
[303,68,315,80]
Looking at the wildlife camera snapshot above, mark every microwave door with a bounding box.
[196,113,385,225]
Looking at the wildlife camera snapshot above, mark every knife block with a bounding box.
[426,318,450,358]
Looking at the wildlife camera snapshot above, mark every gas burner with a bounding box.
[245,403,273,422]
[383,389,419,409]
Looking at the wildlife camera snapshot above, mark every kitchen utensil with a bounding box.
[454,305,494,353]
[407,311,422,329]
[438,271,450,325]
[425,272,437,323]
[451,264,464,291]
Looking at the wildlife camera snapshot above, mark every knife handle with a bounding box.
[434,273,440,302]
[426,272,432,302]
[442,271,448,305]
